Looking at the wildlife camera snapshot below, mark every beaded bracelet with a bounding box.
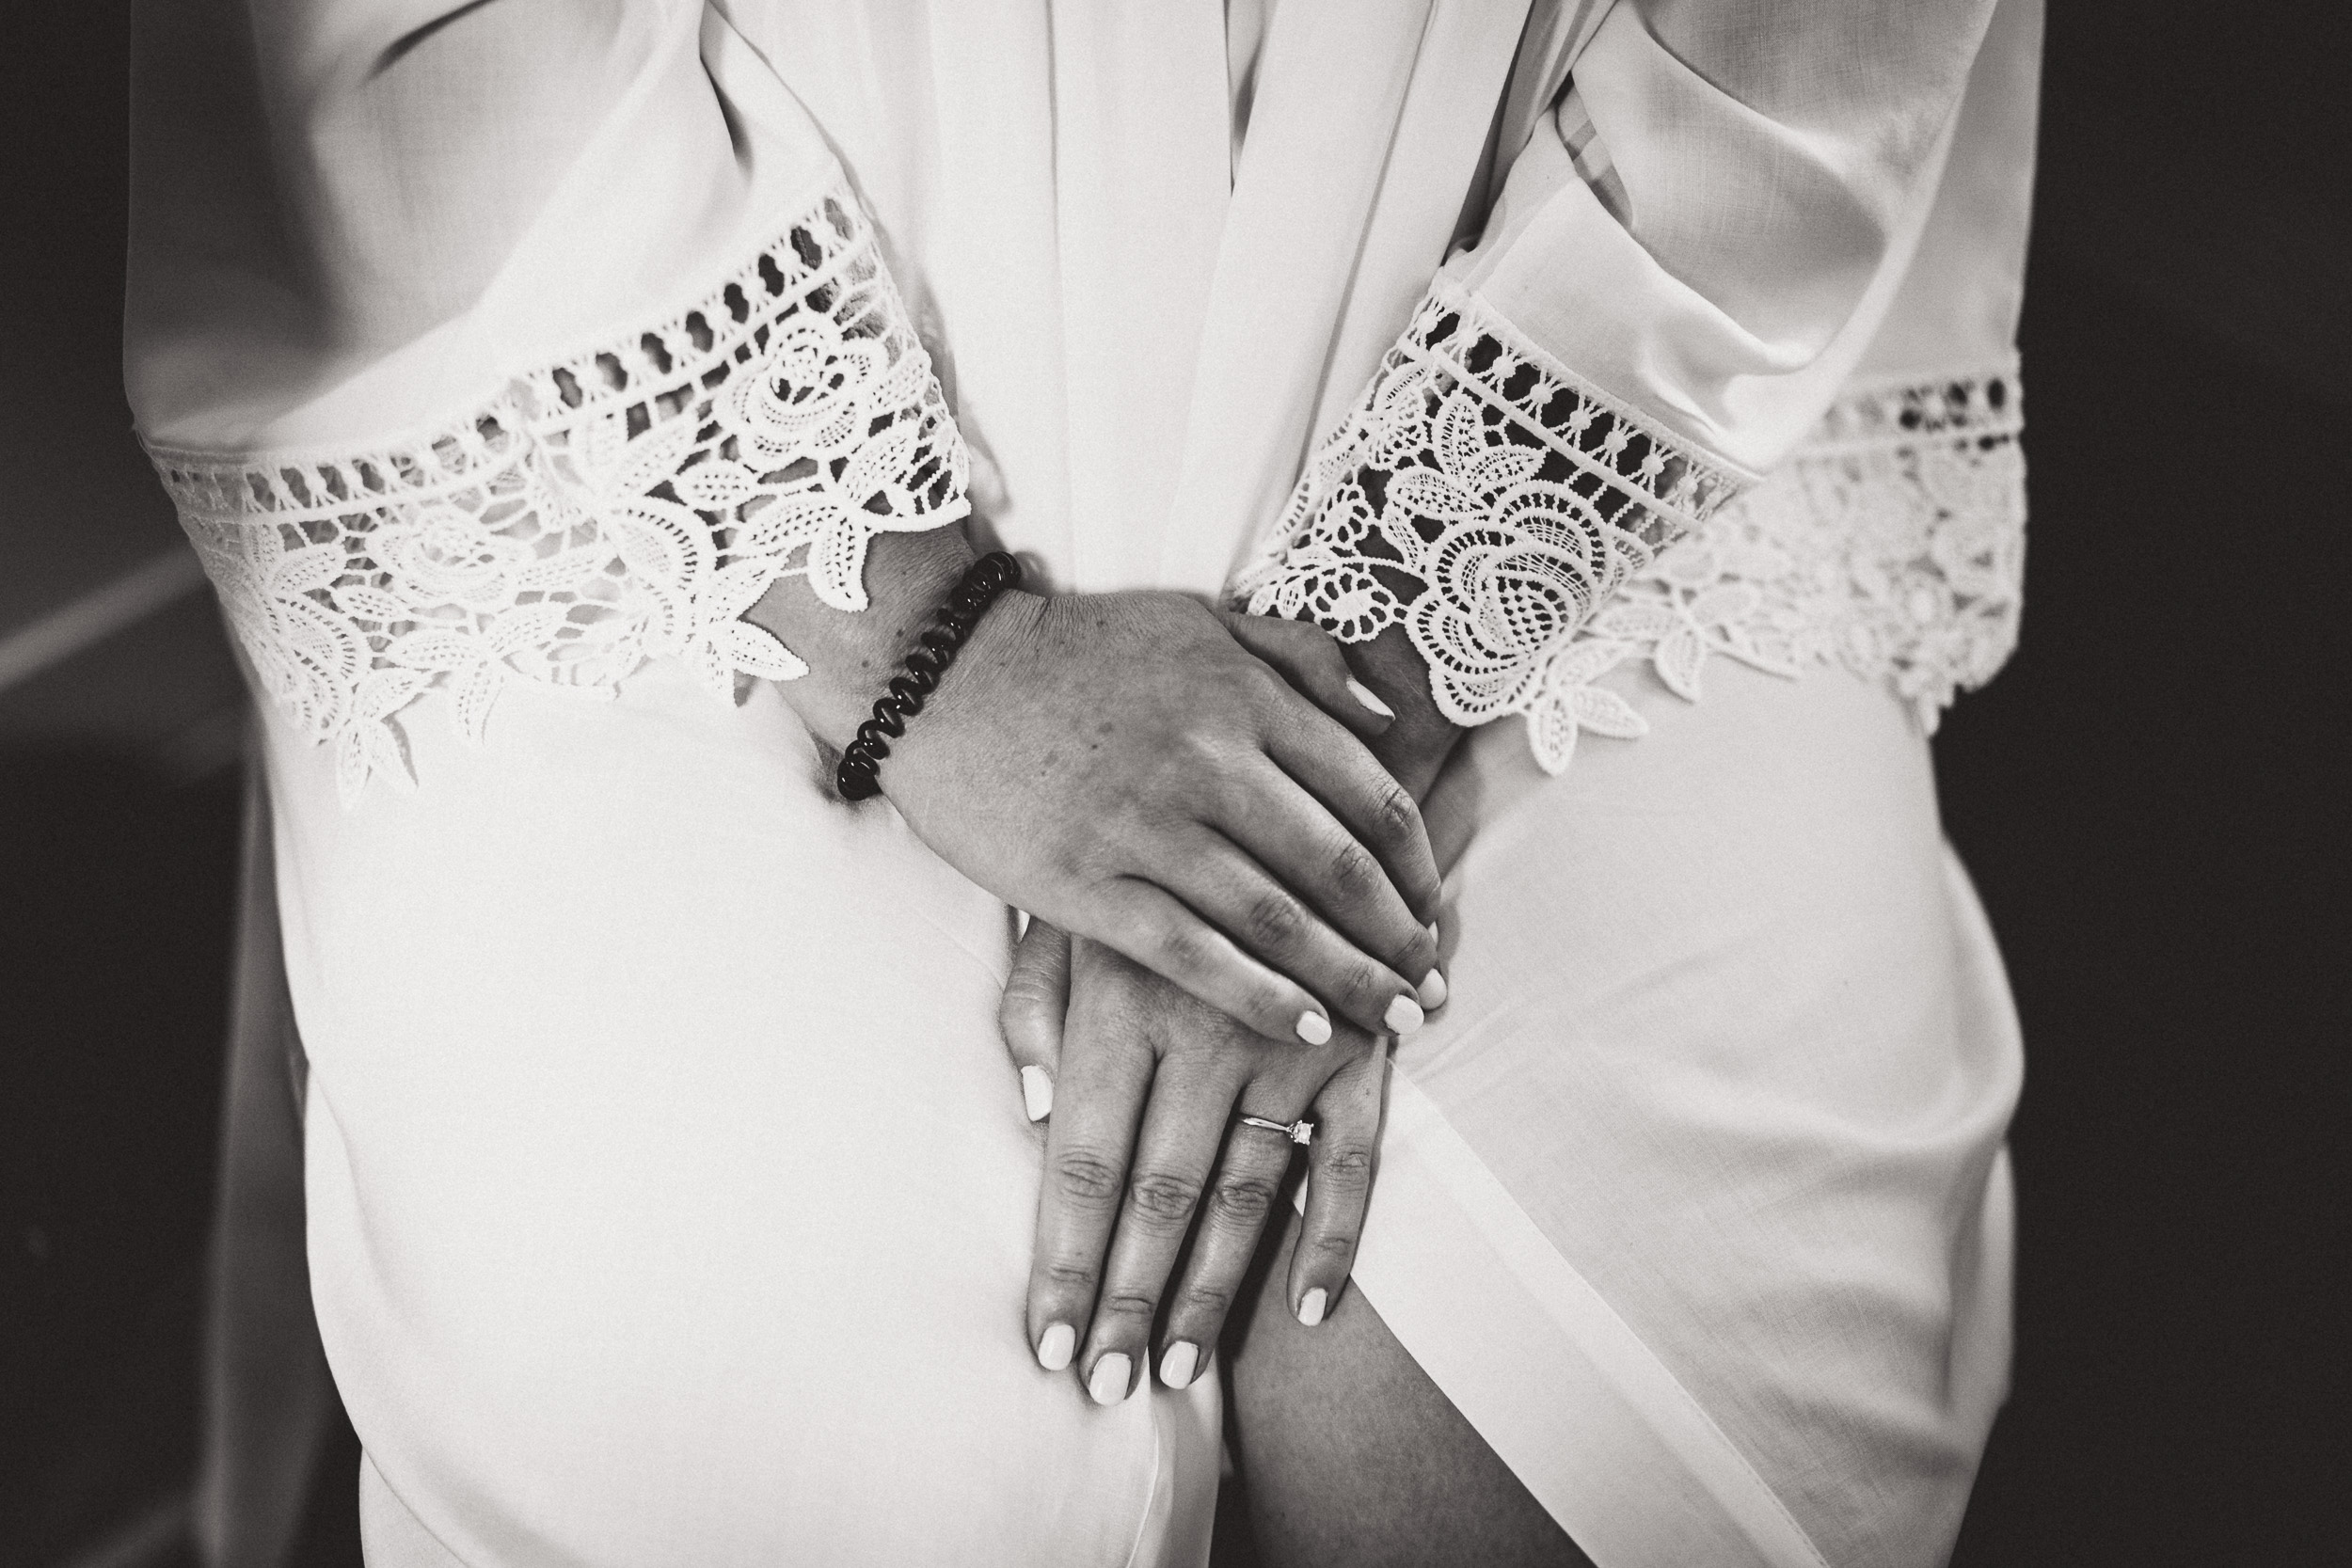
[834,551,1024,801]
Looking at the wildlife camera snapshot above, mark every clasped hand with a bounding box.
[885,586,1445,1041]
[997,617,1466,1402]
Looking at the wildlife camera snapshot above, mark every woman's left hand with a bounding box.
[999,920,1386,1403]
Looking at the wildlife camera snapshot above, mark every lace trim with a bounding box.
[149,174,968,804]
[1533,365,2025,768]
[1235,282,1746,729]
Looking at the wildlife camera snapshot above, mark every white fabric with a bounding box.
[1241,0,2041,765]
[1377,652,2023,1568]
[125,2,2036,1563]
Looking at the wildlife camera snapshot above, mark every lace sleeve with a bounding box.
[1234,282,1746,757]
[149,176,968,805]
[1237,285,2027,775]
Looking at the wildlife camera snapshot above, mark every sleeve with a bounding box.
[129,0,969,804]
[1236,0,2012,765]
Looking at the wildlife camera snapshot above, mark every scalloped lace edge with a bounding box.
[150,174,968,805]
[1237,286,2025,774]
[1235,282,1746,730]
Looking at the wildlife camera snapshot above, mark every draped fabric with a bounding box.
[128,4,2036,1563]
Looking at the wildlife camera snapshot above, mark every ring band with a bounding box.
[1236,1114,1314,1147]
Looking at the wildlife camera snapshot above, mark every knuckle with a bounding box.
[1317,1143,1375,1189]
[1244,889,1308,950]
[1052,1149,1127,1207]
[1172,1279,1235,1320]
[1326,837,1382,901]
[1042,1259,1102,1293]
[1305,1228,1359,1263]
[1209,1173,1279,1226]
[1126,1168,1205,1226]
[1157,922,1218,980]
[1364,777,1422,848]
[1095,1290,1159,1323]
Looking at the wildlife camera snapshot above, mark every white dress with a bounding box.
[129,3,2038,1564]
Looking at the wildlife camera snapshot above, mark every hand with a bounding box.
[1218,613,1464,804]
[999,921,1383,1402]
[882,578,1445,1043]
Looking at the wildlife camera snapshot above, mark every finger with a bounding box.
[999,917,1073,1121]
[1154,1090,1311,1387]
[1077,1050,1243,1404]
[1260,699,1446,934]
[1218,610,1394,739]
[1144,827,1428,1041]
[1209,757,1440,1002]
[1092,878,1338,1048]
[1025,946,1155,1386]
[1285,1037,1387,1328]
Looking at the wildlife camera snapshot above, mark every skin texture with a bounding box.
[999,925,1385,1402]
[744,528,1443,1042]
[1009,612,1592,1560]
[1225,1214,1596,1568]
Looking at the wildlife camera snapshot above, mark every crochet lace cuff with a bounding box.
[1234,283,1745,756]
[1238,284,2026,773]
[150,174,968,804]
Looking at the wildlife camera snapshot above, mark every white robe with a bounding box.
[129,3,2038,1563]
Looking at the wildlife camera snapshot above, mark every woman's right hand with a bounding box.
[882,585,1444,1043]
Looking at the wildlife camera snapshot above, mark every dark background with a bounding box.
[3,4,2344,1564]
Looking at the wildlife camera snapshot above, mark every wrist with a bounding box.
[883,584,1047,796]
[745,529,976,750]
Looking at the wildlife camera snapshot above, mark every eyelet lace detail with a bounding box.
[149,175,968,804]
[1237,282,2025,773]
[1235,282,1745,735]
[1519,364,2027,770]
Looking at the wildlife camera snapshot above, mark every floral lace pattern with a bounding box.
[1521,365,2026,771]
[150,176,968,804]
[1239,284,2026,774]
[1236,283,1744,732]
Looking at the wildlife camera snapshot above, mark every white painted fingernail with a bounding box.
[1160,1341,1200,1391]
[1296,1288,1327,1327]
[1295,1010,1333,1045]
[1416,967,1448,1009]
[1020,1065,1053,1121]
[1038,1323,1074,1371]
[1089,1353,1133,1405]
[1344,678,1395,720]
[1384,995,1424,1035]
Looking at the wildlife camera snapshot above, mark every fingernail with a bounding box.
[1344,678,1395,720]
[1038,1323,1074,1371]
[1160,1341,1200,1390]
[1429,920,1440,945]
[1416,968,1448,1009]
[1295,1010,1333,1045]
[1296,1288,1327,1327]
[1089,1353,1132,1405]
[1384,995,1424,1035]
[1020,1065,1053,1121]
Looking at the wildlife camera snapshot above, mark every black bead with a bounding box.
[898,662,938,694]
[920,626,961,653]
[853,720,894,753]
[835,758,880,800]
[886,675,928,712]
[869,700,907,737]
